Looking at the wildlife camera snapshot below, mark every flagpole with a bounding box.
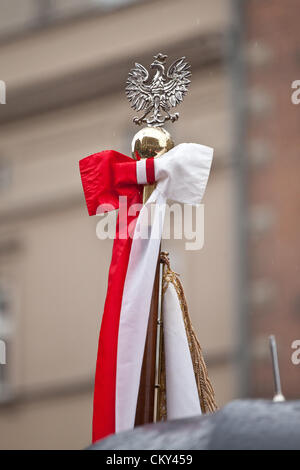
[132,126,174,426]
[126,53,191,427]
[135,254,160,425]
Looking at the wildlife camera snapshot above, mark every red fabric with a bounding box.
[79,150,143,442]
[79,150,139,216]
[146,157,155,184]
[114,161,137,187]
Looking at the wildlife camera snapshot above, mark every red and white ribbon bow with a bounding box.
[79,143,213,443]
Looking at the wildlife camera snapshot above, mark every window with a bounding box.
[0,0,140,38]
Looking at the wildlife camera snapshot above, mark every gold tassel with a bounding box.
[160,252,218,415]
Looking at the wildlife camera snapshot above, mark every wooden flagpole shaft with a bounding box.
[135,255,160,425]
[132,126,174,427]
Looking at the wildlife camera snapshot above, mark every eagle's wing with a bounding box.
[165,57,191,108]
[126,63,152,111]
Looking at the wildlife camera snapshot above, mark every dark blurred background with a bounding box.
[0,0,299,449]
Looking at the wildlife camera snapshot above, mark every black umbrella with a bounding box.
[89,399,300,450]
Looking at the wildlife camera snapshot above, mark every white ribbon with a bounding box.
[163,282,202,420]
[136,159,147,185]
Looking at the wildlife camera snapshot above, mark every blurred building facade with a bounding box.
[0,0,298,450]
[242,0,300,398]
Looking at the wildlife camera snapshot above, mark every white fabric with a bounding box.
[116,142,213,433]
[136,159,147,185]
[155,143,213,204]
[163,283,201,420]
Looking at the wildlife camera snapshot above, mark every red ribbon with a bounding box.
[80,150,144,442]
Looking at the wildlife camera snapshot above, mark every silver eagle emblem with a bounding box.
[126,53,191,127]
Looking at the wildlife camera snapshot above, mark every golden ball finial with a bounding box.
[131,126,174,203]
[131,126,174,160]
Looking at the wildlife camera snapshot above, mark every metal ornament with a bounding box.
[126,53,191,127]
[132,126,174,203]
